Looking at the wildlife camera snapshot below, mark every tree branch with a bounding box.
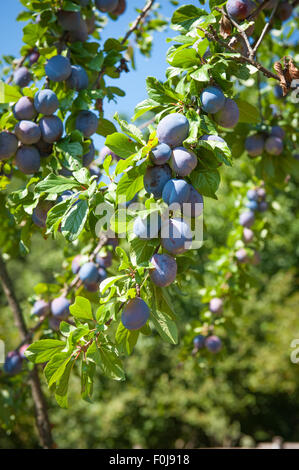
[121,0,156,45]
[0,252,53,449]
[252,0,280,56]
[198,26,279,81]
[217,7,253,58]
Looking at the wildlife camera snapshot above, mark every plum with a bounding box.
[245,134,265,157]
[200,86,225,114]
[29,49,40,65]
[247,189,258,201]
[274,85,283,99]
[79,262,99,283]
[209,297,223,314]
[32,200,53,228]
[149,253,177,287]
[15,121,41,145]
[4,351,23,375]
[32,299,51,317]
[239,210,255,228]
[243,227,254,244]
[214,98,239,128]
[265,136,283,155]
[45,55,72,82]
[95,0,119,13]
[193,334,206,349]
[151,143,172,165]
[251,250,261,266]
[13,67,32,88]
[71,255,82,274]
[256,187,266,199]
[51,296,71,320]
[236,248,249,263]
[98,267,107,281]
[294,154,299,161]
[226,0,255,20]
[35,139,53,158]
[0,131,18,160]
[171,147,197,177]
[271,125,285,140]
[157,113,189,148]
[184,185,204,218]
[133,214,161,239]
[76,110,98,138]
[277,2,293,21]
[95,251,113,268]
[83,141,95,167]
[15,145,41,174]
[39,116,63,143]
[258,201,268,212]
[34,89,59,115]
[143,164,172,199]
[200,134,226,143]
[19,344,30,359]
[57,10,88,42]
[121,297,150,330]
[13,96,37,121]
[162,178,191,207]
[161,217,193,255]
[99,145,120,162]
[49,316,61,331]
[84,281,99,292]
[205,335,222,353]
[112,0,126,15]
[246,200,259,211]
[66,65,89,91]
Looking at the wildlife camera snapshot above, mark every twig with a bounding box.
[252,0,280,56]
[0,252,53,449]
[121,0,156,45]
[218,7,253,58]
[256,70,264,123]
[199,25,279,81]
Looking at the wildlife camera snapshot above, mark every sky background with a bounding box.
[0,0,201,149]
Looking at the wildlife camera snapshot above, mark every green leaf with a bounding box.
[168,48,199,68]
[114,112,146,145]
[69,296,93,320]
[105,133,142,159]
[61,199,89,242]
[116,171,144,203]
[81,361,95,403]
[115,322,139,355]
[44,352,72,388]
[235,99,260,124]
[133,98,161,121]
[0,81,22,103]
[97,343,125,381]
[151,309,178,345]
[35,174,81,195]
[130,238,159,266]
[55,359,74,409]
[99,275,127,294]
[25,339,65,364]
[172,5,207,29]
[190,64,211,81]
[190,169,220,199]
[97,118,117,137]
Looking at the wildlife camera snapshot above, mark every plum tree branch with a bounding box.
[217,7,253,58]
[0,252,53,449]
[121,0,156,45]
[198,26,280,81]
[252,0,280,56]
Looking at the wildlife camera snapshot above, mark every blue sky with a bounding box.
[0,0,200,145]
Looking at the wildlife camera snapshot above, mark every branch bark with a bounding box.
[121,0,156,45]
[0,252,53,449]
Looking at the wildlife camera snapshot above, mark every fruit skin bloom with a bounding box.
[121,297,150,330]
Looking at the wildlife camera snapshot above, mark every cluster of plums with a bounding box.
[226,0,293,23]
[200,86,240,129]
[245,125,285,158]
[3,344,29,375]
[193,334,223,354]
[236,186,267,263]
[72,250,112,291]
